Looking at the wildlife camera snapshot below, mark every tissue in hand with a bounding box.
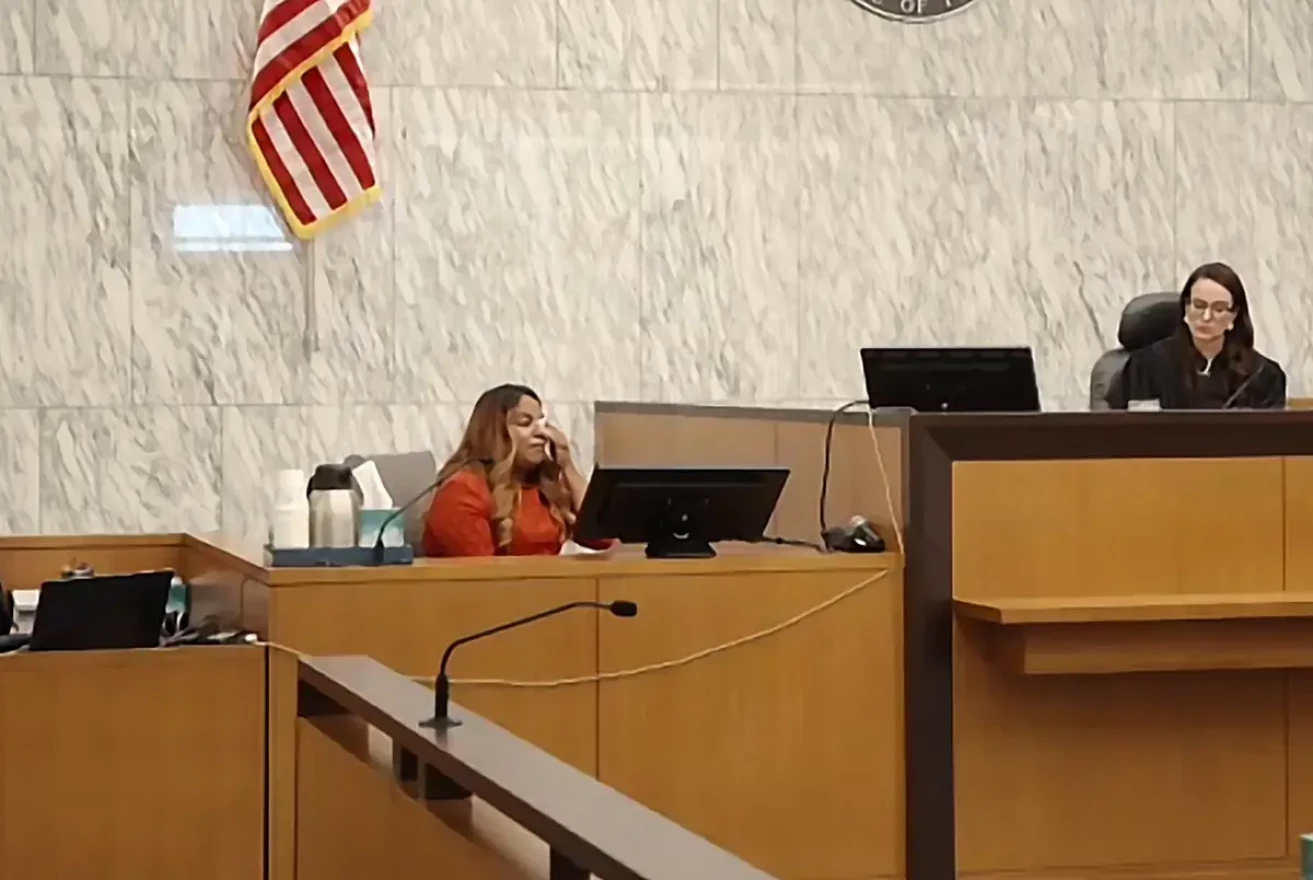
[352,460,403,547]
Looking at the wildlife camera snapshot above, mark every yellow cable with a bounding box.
[448,567,891,689]
[867,407,906,555]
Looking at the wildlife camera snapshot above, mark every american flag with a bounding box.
[246,0,380,240]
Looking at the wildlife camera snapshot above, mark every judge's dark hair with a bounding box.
[1177,261,1256,376]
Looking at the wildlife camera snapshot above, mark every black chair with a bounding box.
[1089,292,1179,410]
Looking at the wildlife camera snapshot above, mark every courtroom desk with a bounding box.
[594,400,907,546]
[249,543,903,880]
[0,645,266,880]
[4,533,904,879]
[903,413,1313,880]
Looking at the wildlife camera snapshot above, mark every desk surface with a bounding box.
[955,592,1313,625]
[0,531,901,585]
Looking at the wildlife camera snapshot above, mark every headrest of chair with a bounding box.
[341,451,439,550]
[1117,292,1179,351]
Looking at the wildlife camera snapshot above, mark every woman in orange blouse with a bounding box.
[422,384,611,557]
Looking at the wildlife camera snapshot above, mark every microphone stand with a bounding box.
[371,475,444,564]
[420,600,637,730]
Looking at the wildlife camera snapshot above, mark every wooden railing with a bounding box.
[297,655,779,880]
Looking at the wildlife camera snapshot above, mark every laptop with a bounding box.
[28,570,174,652]
[860,346,1042,413]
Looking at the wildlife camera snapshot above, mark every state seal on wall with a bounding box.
[849,0,980,21]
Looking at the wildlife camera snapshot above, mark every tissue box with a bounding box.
[1303,833,1313,879]
[359,508,406,548]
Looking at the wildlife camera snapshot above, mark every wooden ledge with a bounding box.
[299,655,777,880]
[954,594,1313,674]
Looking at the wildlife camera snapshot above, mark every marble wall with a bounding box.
[1,0,1312,536]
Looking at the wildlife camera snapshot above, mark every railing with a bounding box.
[297,655,779,880]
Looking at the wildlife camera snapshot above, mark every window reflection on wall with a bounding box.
[171,204,293,253]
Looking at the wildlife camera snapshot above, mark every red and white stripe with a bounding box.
[247,0,379,239]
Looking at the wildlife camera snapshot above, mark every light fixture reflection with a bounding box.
[172,204,293,253]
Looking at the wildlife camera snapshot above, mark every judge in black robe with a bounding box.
[1106,262,1287,410]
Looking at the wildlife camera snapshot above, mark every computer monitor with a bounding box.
[28,570,174,652]
[860,346,1041,413]
[574,467,789,559]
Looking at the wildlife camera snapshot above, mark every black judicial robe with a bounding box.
[1106,335,1287,410]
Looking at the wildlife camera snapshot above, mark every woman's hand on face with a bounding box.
[542,422,573,468]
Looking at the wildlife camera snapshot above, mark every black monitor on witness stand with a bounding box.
[573,466,789,559]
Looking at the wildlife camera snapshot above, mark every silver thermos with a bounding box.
[306,464,362,548]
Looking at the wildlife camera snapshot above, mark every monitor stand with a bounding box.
[644,532,716,559]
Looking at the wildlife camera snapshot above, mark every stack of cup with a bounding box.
[271,468,310,549]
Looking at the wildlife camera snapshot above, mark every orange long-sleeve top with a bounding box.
[421,469,611,558]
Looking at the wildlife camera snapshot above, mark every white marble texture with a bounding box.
[1253,0,1313,101]
[559,0,717,90]
[1025,100,1176,410]
[35,0,258,78]
[799,97,1032,400]
[391,87,641,405]
[0,0,33,73]
[129,81,306,405]
[1175,101,1313,392]
[365,0,556,88]
[0,410,40,534]
[39,407,220,533]
[640,93,799,403]
[7,0,1313,536]
[0,77,130,409]
[1027,0,1248,100]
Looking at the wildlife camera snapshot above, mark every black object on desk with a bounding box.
[574,466,789,559]
[28,570,173,652]
[861,346,1041,413]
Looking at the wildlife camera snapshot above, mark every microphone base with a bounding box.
[419,716,463,730]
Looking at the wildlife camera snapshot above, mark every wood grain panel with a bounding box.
[953,458,1285,599]
[597,562,902,880]
[954,621,1287,871]
[267,577,600,775]
[0,533,182,590]
[1285,457,1313,591]
[596,412,778,468]
[952,458,1292,877]
[0,646,265,880]
[1288,672,1313,854]
[967,615,1313,674]
[296,721,542,880]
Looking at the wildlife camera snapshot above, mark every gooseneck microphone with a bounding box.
[420,600,639,730]
[1222,360,1268,409]
[372,474,444,563]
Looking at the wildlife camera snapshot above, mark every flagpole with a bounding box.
[303,237,319,359]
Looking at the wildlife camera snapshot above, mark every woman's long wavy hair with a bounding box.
[436,384,574,551]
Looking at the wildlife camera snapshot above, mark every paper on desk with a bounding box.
[351,459,394,509]
[559,541,603,556]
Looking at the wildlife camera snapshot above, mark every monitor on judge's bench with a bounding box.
[861,346,1042,413]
